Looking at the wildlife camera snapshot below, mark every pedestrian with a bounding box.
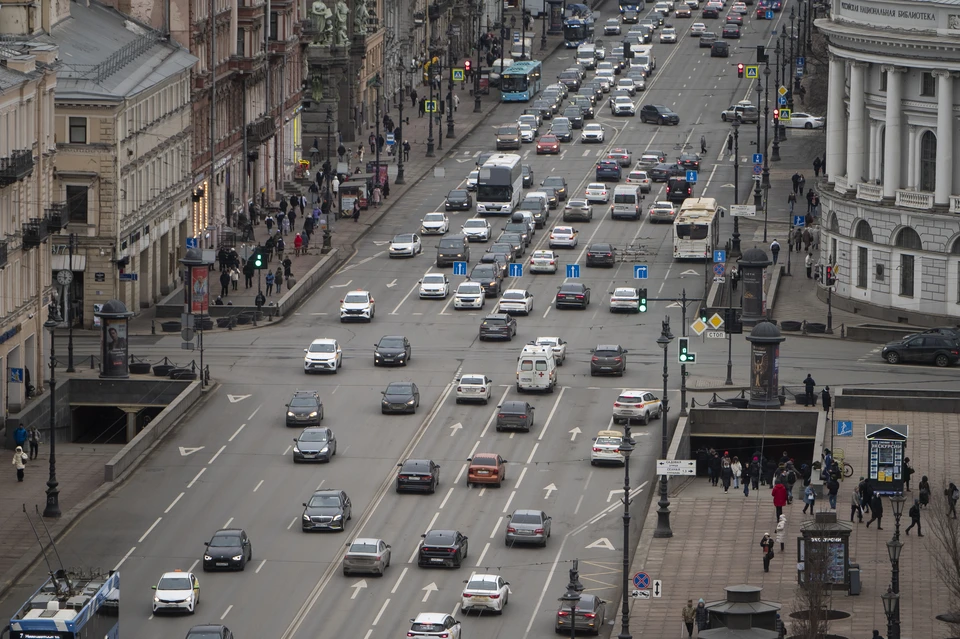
[741,460,751,496]
[821,386,831,414]
[805,252,814,279]
[905,498,923,536]
[919,475,931,507]
[826,475,839,509]
[750,456,760,490]
[871,631,884,639]
[787,191,797,214]
[12,445,27,482]
[243,262,254,289]
[798,84,807,104]
[770,239,781,264]
[13,423,27,449]
[902,457,915,491]
[802,228,812,253]
[760,532,775,572]
[866,493,884,529]
[802,374,816,406]
[792,171,801,194]
[772,481,787,520]
[798,173,806,194]
[803,483,816,514]
[369,132,376,154]
[230,266,239,291]
[275,266,284,292]
[681,599,696,637]
[275,236,285,261]
[785,461,798,504]
[357,143,364,163]
[700,135,707,154]
[946,482,959,518]
[695,598,709,632]
[732,456,743,490]
[28,426,40,460]
[418,97,425,118]
[410,89,418,108]
[775,514,787,551]
[219,270,230,298]
[860,477,874,514]
[372,184,383,207]
[709,450,721,487]
[792,226,802,252]
[453,93,460,112]
[352,199,361,222]
[403,140,411,162]
[731,266,740,291]
[849,486,863,522]
[806,188,815,213]
[721,452,733,493]
[265,270,275,296]
[813,156,822,177]
[338,144,347,163]
[283,257,293,279]
[811,226,820,250]
[264,214,274,233]
[811,192,820,217]
[294,232,303,257]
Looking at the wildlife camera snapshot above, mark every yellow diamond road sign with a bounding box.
[778,85,787,96]
[708,313,725,330]
[745,65,759,79]
[691,318,708,336]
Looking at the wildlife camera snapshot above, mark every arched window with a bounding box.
[920,131,937,192]
[951,238,960,255]
[827,212,839,233]
[854,220,873,242]
[895,227,922,250]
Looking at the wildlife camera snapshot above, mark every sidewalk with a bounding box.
[627,407,959,638]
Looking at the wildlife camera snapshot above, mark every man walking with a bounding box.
[770,239,781,264]
[403,140,411,162]
[947,482,959,518]
[791,171,801,194]
[700,135,707,154]
[681,600,697,637]
[13,423,27,450]
[813,156,822,177]
[28,426,40,460]
[821,386,832,414]
[905,498,923,536]
[410,89,418,108]
[850,487,863,523]
[802,374,816,406]
[865,493,884,530]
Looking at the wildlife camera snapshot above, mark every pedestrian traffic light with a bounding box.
[464,60,472,73]
[638,287,647,312]
[826,265,835,286]
[253,248,264,269]
[678,338,696,363]
[737,63,744,78]
[773,108,780,121]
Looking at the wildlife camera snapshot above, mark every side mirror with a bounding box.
[303,348,308,353]
[386,544,391,549]
[623,349,629,354]
[421,533,427,538]
[467,457,473,462]
[293,438,298,443]
[302,502,308,507]
[152,585,157,590]
[381,391,386,395]
[397,463,403,467]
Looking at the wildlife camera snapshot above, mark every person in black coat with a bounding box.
[803,374,816,406]
[905,499,923,536]
[709,452,722,487]
[866,493,884,530]
[821,386,832,413]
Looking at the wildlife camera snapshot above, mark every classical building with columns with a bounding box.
[817,0,960,324]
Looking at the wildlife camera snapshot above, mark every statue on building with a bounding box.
[332,0,350,47]
[311,74,324,101]
[354,1,370,36]
[310,0,333,45]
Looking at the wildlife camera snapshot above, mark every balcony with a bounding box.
[895,189,934,211]
[45,203,66,232]
[22,218,49,249]
[0,241,7,269]
[855,182,883,203]
[950,196,960,214]
[245,115,276,147]
[0,150,34,187]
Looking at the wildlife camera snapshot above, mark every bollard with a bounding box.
[801,320,808,335]
[89,355,95,370]
[151,319,156,335]
[840,323,845,339]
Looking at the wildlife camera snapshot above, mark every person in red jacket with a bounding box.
[772,482,788,521]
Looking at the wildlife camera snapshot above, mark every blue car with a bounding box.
[595,159,622,182]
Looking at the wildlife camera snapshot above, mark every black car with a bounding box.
[496,400,535,432]
[585,243,616,267]
[555,283,591,309]
[418,529,469,568]
[533,99,554,119]
[726,13,744,24]
[640,104,680,125]
[479,313,518,341]
[556,593,607,634]
[570,96,595,119]
[711,41,730,57]
[881,335,960,367]
[722,23,741,38]
[286,390,323,426]
[558,70,582,91]
[551,122,573,142]
[374,335,412,366]
[678,153,701,170]
[301,489,352,531]
[502,221,531,246]
[489,241,519,261]
[702,5,719,17]
[497,232,526,258]
[650,162,683,182]
[591,344,628,376]
[522,164,535,188]
[203,528,252,571]
[470,263,503,297]
[480,251,509,278]
[622,9,640,22]
[540,187,560,209]
[381,381,421,414]
[542,175,568,200]
[187,625,234,639]
[292,427,337,463]
[445,189,473,210]
[562,106,584,128]
[396,459,441,493]
[666,178,693,203]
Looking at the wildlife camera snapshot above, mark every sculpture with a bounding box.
[354,1,369,35]
[311,74,324,101]
[332,0,349,47]
[310,0,333,45]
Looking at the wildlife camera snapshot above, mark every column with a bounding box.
[934,70,955,205]
[882,65,904,199]
[122,407,139,443]
[868,121,878,182]
[846,61,867,185]
[907,126,918,189]
[825,55,847,182]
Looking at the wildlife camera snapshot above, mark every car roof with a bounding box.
[467,573,502,582]
[401,459,434,469]
[352,537,383,546]
[614,287,638,294]
[472,452,500,460]
[310,338,337,345]
[424,529,457,539]
[620,389,651,397]
[485,313,511,319]
[312,489,342,496]
[159,570,194,580]
[501,400,530,410]
[379,335,406,340]
[414,612,450,623]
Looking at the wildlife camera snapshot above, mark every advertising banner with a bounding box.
[190,266,209,314]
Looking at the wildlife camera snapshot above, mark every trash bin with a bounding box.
[848,563,861,595]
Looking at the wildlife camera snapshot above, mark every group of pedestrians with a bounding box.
[11,424,41,482]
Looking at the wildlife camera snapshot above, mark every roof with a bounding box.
[414,612,450,622]
[0,65,34,92]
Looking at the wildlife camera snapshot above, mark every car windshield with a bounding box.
[350,542,379,553]
[387,383,413,393]
[424,213,444,222]
[290,397,316,407]
[466,579,499,591]
[378,338,405,348]
[473,265,496,277]
[596,349,620,357]
[308,495,341,507]
[537,338,558,346]
[554,229,573,236]
[614,289,637,297]
[449,191,467,199]
[423,275,445,284]
[158,576,192,590]
[187,633,222,639]
[472,457,497,467]
[544,178,564,187]
[459,283,482,293]
[209,535,241,547]
[511,513,542,524]
[308,343,335,353]
[300,431,328,442]
[468,171,479,180]
[343,293,368,304]
[483,318,506,326]
[503,292,524,300]
[464,220,486,228]
[393,234,414,243]
[596,437,621,446]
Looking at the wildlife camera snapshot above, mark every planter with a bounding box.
[168,367,198,380]
[160,321,181,333]
[729,397,749,408]
[197,316,215,330]
[236,314,252,325]
[129,362,152,375]
[781,320,803,331]
[153,364,175,377]
[216,317,238,328]
[708,400,733,408]
[789,610,851,622]
[806,322,827,333]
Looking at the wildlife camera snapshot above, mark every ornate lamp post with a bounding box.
[426,56,436,157]
[761,65,771,241]
[541,9,547,51]
[882,587,900,639]
[618,425,635,639]
[446,26,455,138]
[560,585,582,639]
[886,493,906,639]
[42,302,62,518]
[771,43,781,162]
[372,73,382,182]
[731,120,741,256]
[395,61,406,184]
[474,2,483,113]
[753,75,763,220]
[654,318,674,538]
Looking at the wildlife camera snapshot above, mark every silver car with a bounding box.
[343,538,391,575]
[505,509,552,547]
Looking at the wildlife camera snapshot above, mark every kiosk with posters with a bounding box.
[866,423,908,496]
[338,175,373,216]
[797,511,853,591]
[95,300,133,378]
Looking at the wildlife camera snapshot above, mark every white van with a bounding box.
[489,58,515,86]
[612,185,642,220]
[517,345,558,392]
[576,44,597,69]
[511,39,535,61]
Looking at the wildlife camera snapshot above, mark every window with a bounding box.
[920,72,936,97]
[270,11,279,40]
[920,131,936,192]
[900,254,915,297]
[68,117,87,144]
[895,227,923,250]
[237,28,244,55]
[66,185,89,223]
[857,247,868,288]
[879,70,887,92]
[854,220,873,242]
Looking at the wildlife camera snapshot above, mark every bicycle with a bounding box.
[833,448,855,480]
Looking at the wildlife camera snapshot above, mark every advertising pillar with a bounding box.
[737,247,771,327]
[745,320,785,409]
[94,300,134,378]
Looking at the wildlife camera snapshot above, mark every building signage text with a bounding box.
[840,2,936,22]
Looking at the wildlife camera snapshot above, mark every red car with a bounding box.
[536,134,560,154]
[467,453,507,487]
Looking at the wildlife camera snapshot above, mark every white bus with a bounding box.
[673,197,724,260]
[476,154,524,215]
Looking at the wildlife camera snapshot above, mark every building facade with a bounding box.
[817,0,960,323]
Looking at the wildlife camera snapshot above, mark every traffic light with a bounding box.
[773,108,780,121]
[724,308,743,334]
[826,265,836,286]
[464,59,472,72]
[253,248,264,269]
[638,287,647,312]
[678,338,696,363]
[700,307,708,322]
[737,63,744,78]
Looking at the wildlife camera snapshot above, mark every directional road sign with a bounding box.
[386,133,396,145]
[765,10,774,18]
[509,262,523,277]
[752,153,763,164]
[797,56,805,68]
[778,96,787,106]
[513,30,521,43]
[713,263,726,277]
[780,108,792,121]
[186,237,199,249]
[753,164,763,175]
[745,65,759,78]
[451,68,465,82]
[713,250,726,263]
[634,264,648,279]
[653,580,662,598]
[686,170,698,183]
[793,215,806,227]
[453,261,468,276]
[797,67,804,78]
[731,204,757,217]
[633,572,650,589]
[566,264,580,278]
[837,420,853,437]
[657,459,696,475]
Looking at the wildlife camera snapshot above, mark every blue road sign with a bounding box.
[797,56,805,68]
[386,133,396,145]
[566,264,580,278]
[633,572,650,589]
[186,237,199,249]
[453,261,468,276]
[685,170,698,183]
[778,96,786,106]
[8,368,23,383]
[753,164,763,175]
[793,215,806,227]
[752,153,763,164]
[765,10,774,19]
[837,420,853,437]
[509,262,523,277]
[713,250,726,263]
[119,273,138,281]
[513,30,521,43]
[796,67,804,78]
[714,263,726,276]
[634,264,649,279]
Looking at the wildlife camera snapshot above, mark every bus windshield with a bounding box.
[477,185,512,202]
[501,76,529,92]
[564,23,588,40]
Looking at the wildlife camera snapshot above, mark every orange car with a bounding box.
[466,453,507,487]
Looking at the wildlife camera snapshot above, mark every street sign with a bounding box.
[690,318,708,336]
[509,263,523,277]
[778,85,787,97]
[566,264,580,278]
[797,56,805,68]
[633,572,650,589]
[778,96,786,106]
[713,263,726,277]
[753,164,763,175]
[793,215,806,227]
[713,250,726,263]
[780,108,792,121]
[631,590,651,599]
[9,368,23,383]
[686,170,698,183]
[765,10,774,19]
[713,276,726,284]
[453,261,468,276]
[424,100,438,113]
[708,312,725,329]
[452,68,465,82]
[797,67,804,78]
[653,580,662,598]
[745,65,759,78]
[706,330,726,338]
[513,30,521,43]
[752,153,763,164]
[634,264,648,279]
[386,133,396,145]
[186,237,199,249]
[119,272,138,281]
[181,327,196,342]
[657,459,696,475]
[837,420,853,437]
[730,204,757,217]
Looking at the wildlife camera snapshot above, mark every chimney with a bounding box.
[2,55,37,74]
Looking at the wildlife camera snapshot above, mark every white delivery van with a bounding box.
[517,345,558,392]
[612,185,642,220]
[511,39,535,60]
[576,44,597,69]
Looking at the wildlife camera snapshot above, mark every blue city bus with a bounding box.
[500,61,543,102]
[564,3,594,47]
[10,571,119,639]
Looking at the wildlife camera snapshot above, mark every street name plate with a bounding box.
[656,459,696,476]
[730,204,756,217]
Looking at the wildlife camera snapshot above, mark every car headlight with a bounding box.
[333,514,343,521]
[154,596,160,602]
[406,399,416,405]
[287,411,295,417]
[309,411,318,418]
[382,399,390,405]
[293,446,301,454]
[232,554,243,561]
[320,446,329,453]
[204,555,212,561]
[303,514,311,521]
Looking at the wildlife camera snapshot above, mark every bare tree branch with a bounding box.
[927,480,960,636]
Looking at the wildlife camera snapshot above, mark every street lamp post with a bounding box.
[753,76,763,223]
[619,425,635,639]
[789,7,798,100]
[475,6,483,113]
[541,10,547,51]
[43,303,62,518]
[373,74,382,183]
[771,42,781,162]
[731,120,741,256]
[324,107,333,213]
[426,57,436,157]
[396,62,406,184]
[653,318,674,539]
[887,494,906,639]
[761,65,771,242]
[560,577,582,639]
[65,233,77,373]
[446,27,455,139]
[882,587,900,639]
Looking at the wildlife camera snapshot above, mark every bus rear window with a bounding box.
[676,224,708,240]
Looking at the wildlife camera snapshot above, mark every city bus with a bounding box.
[500,61,543,102]
[476,154,524,215]
[673,197,724,260]
[564,3,594,47]
[10,570,120,639]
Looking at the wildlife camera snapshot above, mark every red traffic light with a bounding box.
[737,63,744,78]
[773,108,780,120]
[464,60,472,71]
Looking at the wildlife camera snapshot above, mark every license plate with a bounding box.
[478,470,489,475]
[216,562,228,566]
[473,596,490,601]
[431,558,444,563]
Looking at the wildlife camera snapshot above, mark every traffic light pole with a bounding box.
[648,290,697,417]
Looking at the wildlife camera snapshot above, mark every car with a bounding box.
[563,199,593,222]
[467,453,507,487]
[756,2,772,16]
[481,252,511,278]
[396,459,441,493]
[557,593,607,635]
[593,72,614,93]
[784,112,826,129]
[470,263,503,297]
[502,220,532,246]
[721,101,759,122]
[532,336,567,364]
[666,177,693,202]
[570,96,595,119]
[555,282,590,308]
[678,153,701,170]
[591,344,628,376]
[389,233,422,257]
[461,218,491,242]
[726,12,744,24]
[186,625,234,639]
[722,23,740,37]
[420,211,450,235]
[381,381,420,414]
[607,148,633,167]
[437,235,470,266]
[461,574,510,614]
[610,286,644,312]
[153,571,200,614]
[518,123,536,143]
[374,335,411,366]
[557,70,583,92]
[700,31,718,47]
[303,337,342,373]
[549,226,579,248]
[521,107,543,126]
[639,153,662,168]
[595,159,622,182]
[536,134,560,154]
[533,99,555,119]
[541,176,568,200]
[691,22,707,34]
[465,170,479,190]
[623,9,640,22]
[584,183,609,204]
[626,170,652,192]
[604,17,622,34]
[418,530,469,568]
[585,243,616,267]
[518,113,540,132]
[590,429,626,466]
[453,281,486,309]
[640,104,680,125]
[476,151,496,167]
[419,273,450,299]
[614,77,639,97]
[711,40,730,57]
[522,163,535,187]
[581,123,605,143]
[703,5,720,16]
[456,374,493,404]
[561,106,584,128]
[540,186,561,209]
[343,538,392,575]
[651,162,683,182]
[292,427,337,463]
[496,400,535,432]
[519,194,550,227]
[496,124,521,150]
[648,200,677,222]
[612,389,663,424]
[339,289,375,322]
[498,289,534,315]
[408,613,462,639]
[493,235,523,260]
[286,389,322,426]
[660,27,679,43]
[504,509,552,547]
[202,529,252,570]
[528,248,560,275]
[551,120,573,142]
[478,313,517,340]
[654,1,671,13]
[301,489,351,532]
[445,189,473,211]
[881,335,960,367]
[732,1,748,11]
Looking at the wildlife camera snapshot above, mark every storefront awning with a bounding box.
[52,255,86,271]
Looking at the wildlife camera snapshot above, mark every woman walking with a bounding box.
[775,514,787,551]
[731,456,743,490]
[12,445,27,482]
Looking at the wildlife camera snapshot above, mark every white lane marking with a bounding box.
[288,517,297,530]
[502,490,517,513]
[425,511,440,533]
[220,605,233,620]
[537,386,568,441]
[391,268,431,314]
[582,149,590,156]
[439,294,456,315]
[454,463,469,484]
[316,480,326,491]
[114,546,136,571]
[478,487,486,497]
[188,559,199,573]
[526,443,539,465]
[209,445,226,464]
[523,536,569,639]
[490,516,504,539]
[514,466,528,489]
[187,468,205,488]
[467,439,481,459]
[283,445,292,456]
[256,560,266,573]
[139,517,162,543]
[475,542,491,567]
[224,517,234,528]
[248,405,261,421]
[364,630,375,639]
[254,479,264,492]
[574,494,585,515]
[439,487,455,509]
[229,423,246,442]
[542,304,552,318]
[391,567,408,594]
[164,492,184,514]
[570,482,650,536]
[480,387,512,437]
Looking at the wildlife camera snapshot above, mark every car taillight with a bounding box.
[440,634,449,638]
[534,528,544,534]
[558,611,571,617]
[604,253,611,257]
[463,592,472,598]
[592,356,599,362]
[499,414,505,418]
[583,613,597,619]
[449,548,458,553]
[614,402,621,407]
[549,260,556,265]
[576,294,584,298]
[530,259,535,263]
[634,403,644,408]
[507,526,517,533]
[613,357,621,362]
[592,447,602,452]
[408,633,416,637]
[490,594,501,599]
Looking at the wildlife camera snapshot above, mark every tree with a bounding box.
[927,481,960,637]
[791,530,834,639]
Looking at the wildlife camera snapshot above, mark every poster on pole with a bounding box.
[101,318,129,378]
[190,266,210,314]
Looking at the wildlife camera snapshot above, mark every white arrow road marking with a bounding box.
[544,483,558,499]
[456,158,472,163]
[330,279,354,288]
[665,302,682,308]
[449,422,463,436]
[179,446,204,456]
[227,394,251,403]
[569,427,581,441]
[372,240,390,246]
[680,269,699,276]
[350,580,367,599]
[585,537,616,550]
[422,582,439,602]
[607,488,627,503]
[385,279,398,288]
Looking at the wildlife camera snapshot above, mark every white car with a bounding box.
[498,289,534,315]
[517,114,540,134]
[454,281,486,309]
[519,123,536,143]
[419,273,450,299]
[611,96,636,116]
[616,78,639,95]
[731,1,748,12]
[466,170,480,191]
[691,22,707,35]
[529,249,559,273]
[648,200,677,223]
[654,1,671,13]
[638,152,662,168]
[612,389,663,424]
[462,218,492,242]
[685,0,699,7]
[548,226,579,248]
[609,287,643,313]
[420,212,450,235]
[659,27,677,42]
[461,573,510,614]
[784,112,826,129]
[590,429,625,466]
[456,374,493,404]
[409,613,462,639]
[340,289,375,322]
[152,571,199,614]
[584,183,610,203]
[626,170,652,193]
[304,338,342,373]
[581,123,605,143]
[533,336,567,365]
[389,233,422,257]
